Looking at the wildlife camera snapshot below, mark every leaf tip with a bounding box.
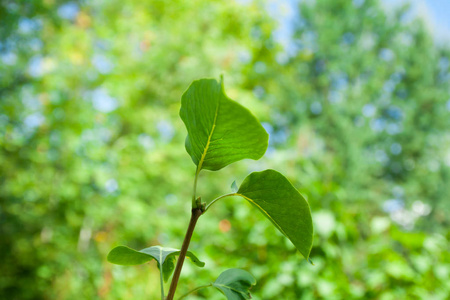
[308,257,315,266]
[231,180,238,192]
[106,246,122,263]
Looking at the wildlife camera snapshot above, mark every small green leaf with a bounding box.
[107,245,205,282]
[236,169,313,260]
[180,77,268,171]
[161,255,176,282]
[231,180,238,193]
[212,268,256,300]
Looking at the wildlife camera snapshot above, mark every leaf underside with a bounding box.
[107,245,205,282]
[213,268,256,300]
[237,169,314,260]
[180,77,268,171]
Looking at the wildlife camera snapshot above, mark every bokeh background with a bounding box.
[1,0,449,299]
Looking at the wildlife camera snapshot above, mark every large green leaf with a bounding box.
[236,169,313,260]
[107,245,205,282]
[180,77,268,171]
[212,268,256,300]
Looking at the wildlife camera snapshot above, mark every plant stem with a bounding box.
[159,264,165,300]
[166,208,203,300]
[177,283,212,300]
[204,193,237,212]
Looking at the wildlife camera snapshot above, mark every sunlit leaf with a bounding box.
[180,77,268,171]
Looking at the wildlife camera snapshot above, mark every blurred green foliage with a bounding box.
[1,0,449,299]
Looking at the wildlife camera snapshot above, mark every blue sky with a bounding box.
[384,0,450,43]
[267,0,450,47]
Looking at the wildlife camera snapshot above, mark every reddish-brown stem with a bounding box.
[166,208,203,300]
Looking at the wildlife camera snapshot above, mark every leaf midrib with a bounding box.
[237,193,291,244]
[196,94,220,171]
[214,283,249,297]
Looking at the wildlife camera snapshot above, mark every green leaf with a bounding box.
[180,77,268,171]
[231,180,238,193]
[212,268,256,300]
[236,169,313,260]
[161,255,176,282]
[107,245,205,282]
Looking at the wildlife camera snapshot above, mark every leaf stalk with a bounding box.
[192,167,201,208]
[204,193,237,212]
[177,283,212,300]
[159,263,165,300]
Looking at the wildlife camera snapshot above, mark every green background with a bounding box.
[1,0,449,299]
